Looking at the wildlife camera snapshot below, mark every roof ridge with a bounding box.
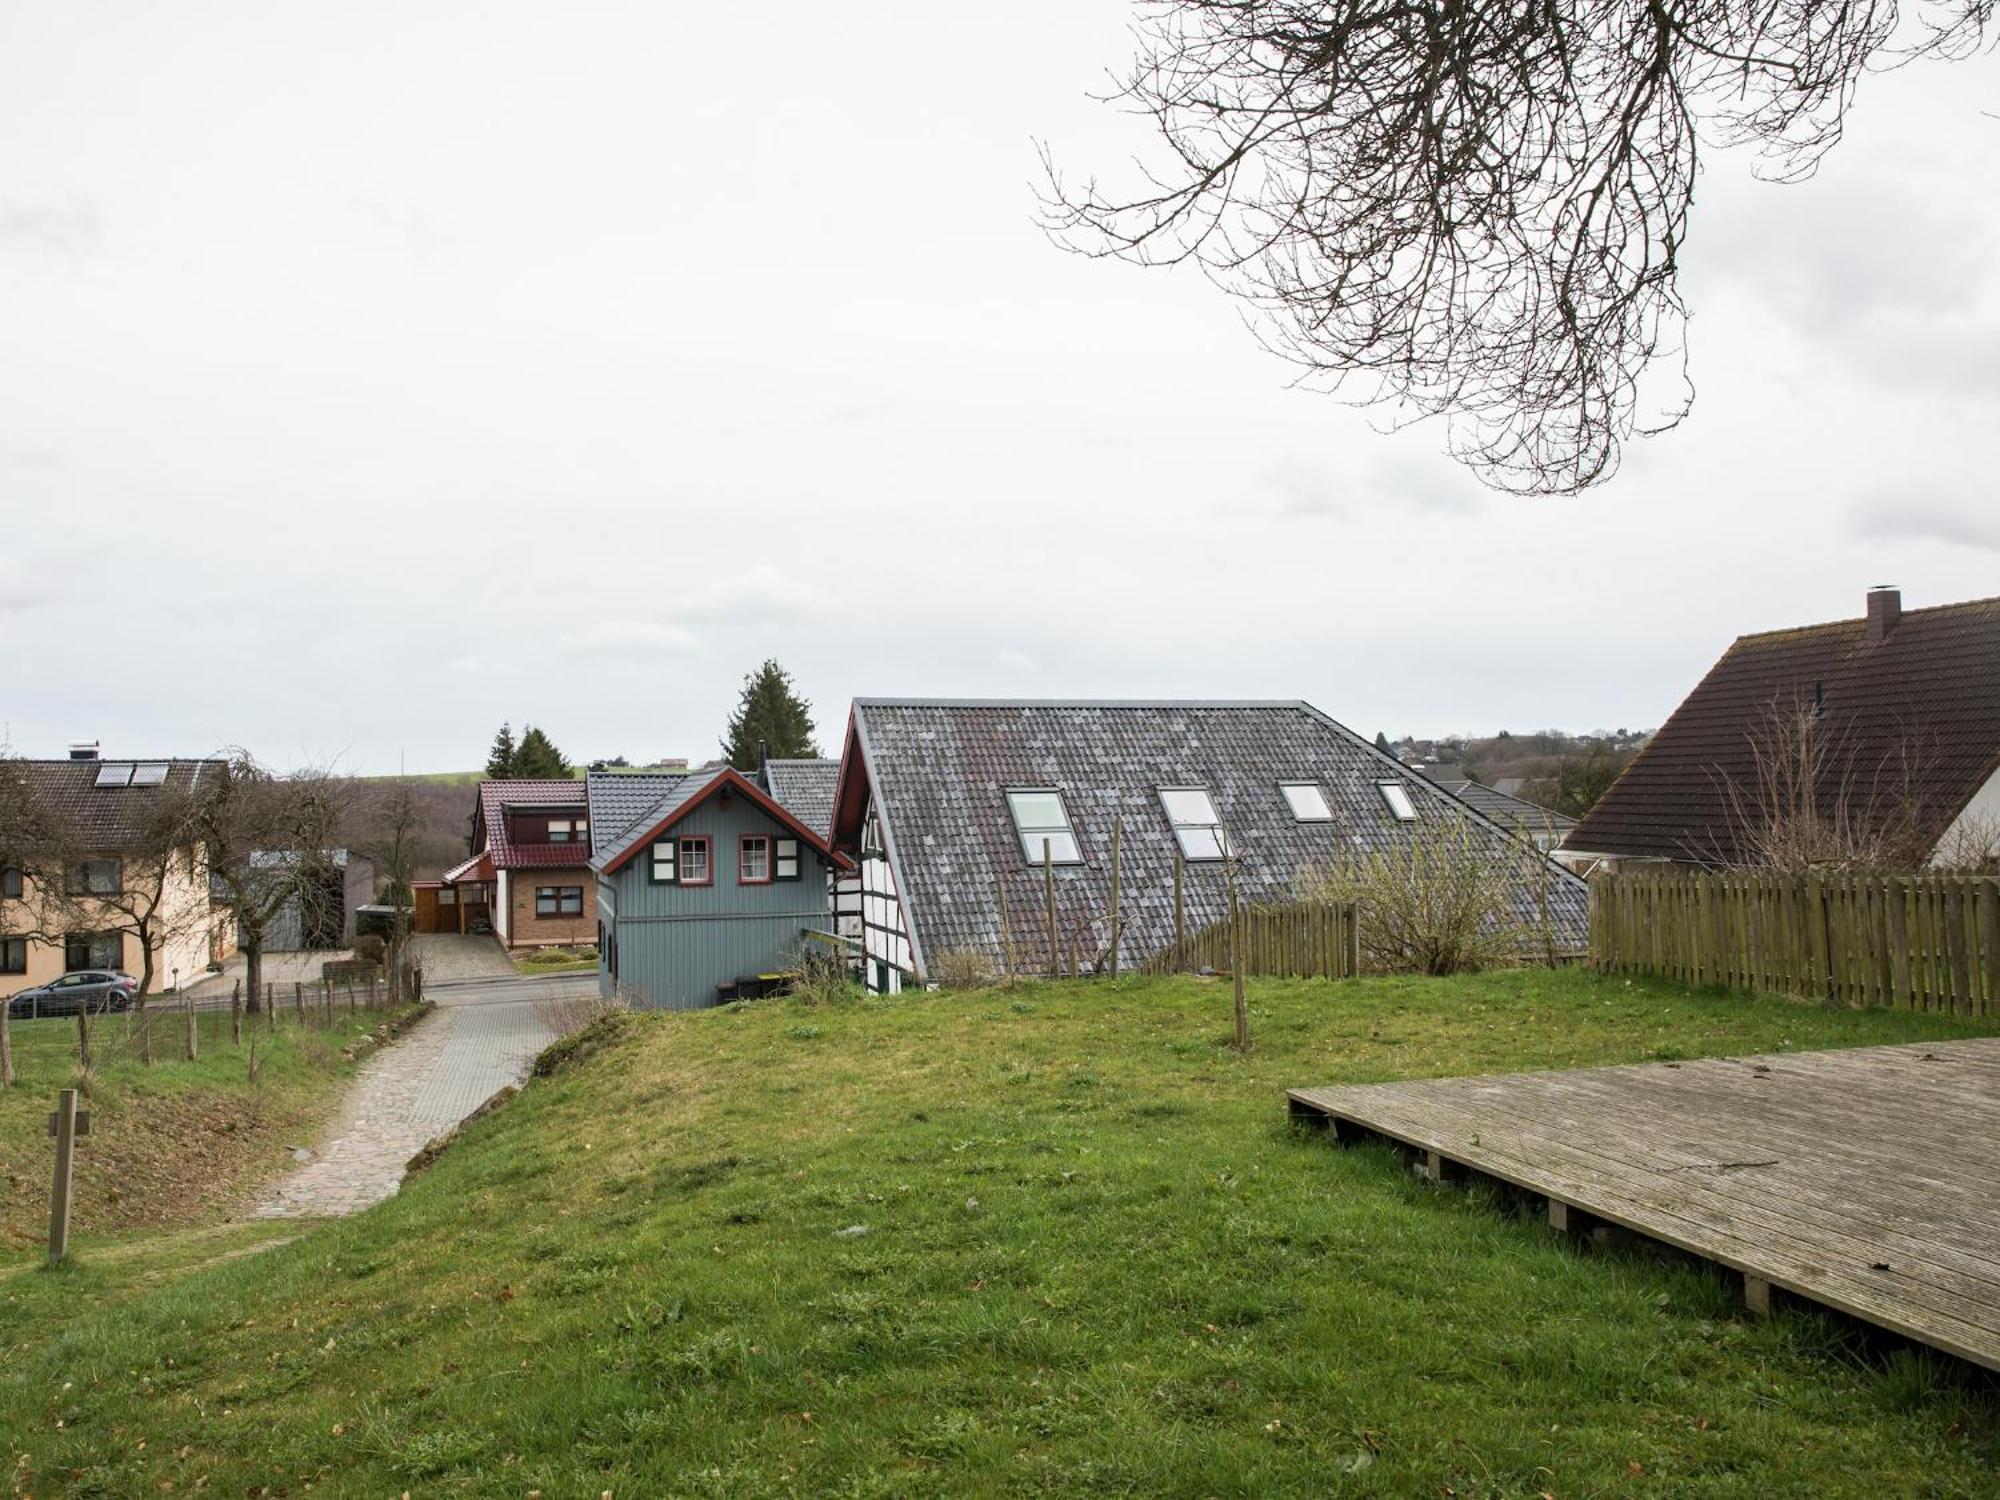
[1733,593,2000,645]
[853,698,1316,710]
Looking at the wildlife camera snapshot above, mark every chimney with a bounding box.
[68,740,100,761]
[757,738,769,774]
[1865,585,1901,642]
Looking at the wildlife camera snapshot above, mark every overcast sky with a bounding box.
[3,4,1995,774]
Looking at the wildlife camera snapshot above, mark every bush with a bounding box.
[1300,821,1559,975]
[351,934,388,966]
[785,946,861,1006]
[932,949,997,990]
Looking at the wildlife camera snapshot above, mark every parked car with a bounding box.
[6,970,139,1019]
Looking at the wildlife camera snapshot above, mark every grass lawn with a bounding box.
[2,970,1995,1497]
[0,1005,416,1250]
[513,945,601,978]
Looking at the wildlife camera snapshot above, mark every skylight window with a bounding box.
[131,762,169,787]
[1160,787,1231,860]
[1377,781,1418,821]
[94,763,134,788]
[1006,789,1081,865]
[1280,782,1332,822]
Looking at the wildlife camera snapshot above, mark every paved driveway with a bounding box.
[408,933,519,984]
[253,972,596,1218]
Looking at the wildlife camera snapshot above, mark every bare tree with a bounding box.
[1043,1,1992,492]
[196,753,350,1014]
[356,778,423,1002]
[1713,693,1936,872]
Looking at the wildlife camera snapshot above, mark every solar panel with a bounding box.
[94,763,134,787]
[131,762,170,787]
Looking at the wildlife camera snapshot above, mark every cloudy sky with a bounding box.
[3,4,1995,774]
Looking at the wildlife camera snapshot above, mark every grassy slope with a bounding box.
[0,1008,413,1249]
[3,972,1996,1497]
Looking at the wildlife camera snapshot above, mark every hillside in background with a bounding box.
[1386,728,1651,817]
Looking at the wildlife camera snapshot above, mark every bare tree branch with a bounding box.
[1042,1,1993,493]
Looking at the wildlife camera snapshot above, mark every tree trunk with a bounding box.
[244,935,264,1015]
[136,936,156,1065]
[231,978,243,1046]
[76,1001,92,1072]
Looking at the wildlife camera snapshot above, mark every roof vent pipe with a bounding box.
[757,738,769,774]
[1865,585,1901,642]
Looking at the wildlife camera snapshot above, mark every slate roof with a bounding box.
[762,759,840,840]
[1564,592,2000,864]
[585,770,695,859]
[1417,773,1576,835]
[588,768,727,873]
[834,699,1587,975]
[10,758,222,849]
[473,780,590,870]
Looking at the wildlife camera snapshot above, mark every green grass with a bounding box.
[0,1006,415,1248]
[515,945,600,976]
[2,971,1995,1496]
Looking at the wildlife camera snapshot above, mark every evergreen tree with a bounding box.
[485,723,518,779]
[722,660,819,769]
[513,725,573,780]
[1373,731,1392,753]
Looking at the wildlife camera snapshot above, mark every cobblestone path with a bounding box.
[253,986,576,1218]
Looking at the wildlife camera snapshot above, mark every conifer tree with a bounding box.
[512,725,572,780]
[485,723,518,779]
[722,661,819,769]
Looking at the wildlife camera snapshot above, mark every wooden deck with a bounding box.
[1288,1038,2000,1372]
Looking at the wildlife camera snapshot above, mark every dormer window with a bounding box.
[1005,789,1081,865]
[1280,782,1332,822]
[548,818,581,844]
[1160,787,1231,860]
[1377,781,1418,821]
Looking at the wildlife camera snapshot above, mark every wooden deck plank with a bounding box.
[1288,1037,2000,1372]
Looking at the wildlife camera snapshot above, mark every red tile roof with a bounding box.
[1564,592,2000,865]
[473,779,590,871]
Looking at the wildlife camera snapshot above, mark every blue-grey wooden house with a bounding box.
[586,764,847,1009]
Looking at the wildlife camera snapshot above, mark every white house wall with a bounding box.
[1931,763,2000,866]
[858,792,913,992]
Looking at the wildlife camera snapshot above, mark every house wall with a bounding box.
[0,847,219,998]
[504,865,598,948]
[1931,764,2000,866]
[598,796,833,1010]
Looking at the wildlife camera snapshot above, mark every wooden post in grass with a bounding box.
[293,980,304,1026]
[347,979,356,1015]
[231,979,243,1047]
[322,978,333,1027]
[266,981,275,1032]
[183,986,198,1062]
[47,1087,85,1267]
[1108,814,1122,979]
[1043,840,1058,978]
[996,885,1015,980]
[0,991,12,1089]
[1173,852,1185,969]
[1227,856,1250,1051]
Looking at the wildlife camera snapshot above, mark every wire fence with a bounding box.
[3,966,425,1073]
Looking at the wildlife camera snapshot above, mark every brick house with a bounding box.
[427,779,596,948]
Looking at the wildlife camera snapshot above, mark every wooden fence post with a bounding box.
[1108,814,1122,979]
[266,981,276,1032]
[1173,853,1185,969]
[293,980,304,1025]
[1226,857,1249,1051]
[231,979,243,1047]
[47,1088,81,1267]
[1043,840,1058,978]
[183,988,198,1062]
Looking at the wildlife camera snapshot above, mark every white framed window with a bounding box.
[1280,782,1332,822]
[774,836,802,881]
[1160,787,1231,860]
[739,835,772,885]
[650,839,677,883]
[1006,788,1082,865]
[548,819,575,844]
[1377,781,1418,821]
[678,836,713,887]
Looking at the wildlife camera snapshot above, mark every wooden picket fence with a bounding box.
[1589,870,2000,1016]
[1144,900,1361,980]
